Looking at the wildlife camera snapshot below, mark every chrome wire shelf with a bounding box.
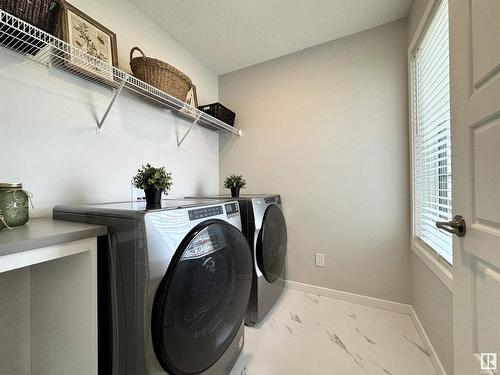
[0,10,241,145]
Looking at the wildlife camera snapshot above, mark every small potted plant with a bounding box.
[224,174,246,198]
[132,164,173,208]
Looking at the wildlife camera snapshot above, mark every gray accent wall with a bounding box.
[408,0,454,373]
[407,0,432,43]
[219,19,411,303]
[410,253,453,374]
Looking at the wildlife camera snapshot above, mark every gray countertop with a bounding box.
[0,218,107,257]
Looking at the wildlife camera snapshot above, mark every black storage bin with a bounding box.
[199,103,236,126]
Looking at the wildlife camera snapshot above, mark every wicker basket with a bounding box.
[130,47,193,102]
[0,0,64,36]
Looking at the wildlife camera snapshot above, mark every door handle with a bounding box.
[436,215,466,237]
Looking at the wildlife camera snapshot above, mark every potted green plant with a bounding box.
[224,174,246,197]
[132,164,173,208]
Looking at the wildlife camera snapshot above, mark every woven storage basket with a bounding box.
[130,47,193,102]
[0,0,63,36]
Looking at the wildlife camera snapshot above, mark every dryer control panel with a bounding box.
[225,202,240,218]
[188,206,223,220]
[264,196,281,205]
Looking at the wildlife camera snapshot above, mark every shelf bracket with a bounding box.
[97,77,128,130]
[177,113,202,147]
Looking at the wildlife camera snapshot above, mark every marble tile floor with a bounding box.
[230,288,436,375]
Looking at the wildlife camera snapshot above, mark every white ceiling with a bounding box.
[131,0,413,74]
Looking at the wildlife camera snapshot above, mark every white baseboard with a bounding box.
[285,280,412,315]
[409,306,448,375]
[285,280,447,375]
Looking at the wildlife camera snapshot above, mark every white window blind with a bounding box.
[412,0,452,264]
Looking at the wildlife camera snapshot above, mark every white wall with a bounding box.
[407,0,454,373]
[0,0,220,217]
[219,20,410,303]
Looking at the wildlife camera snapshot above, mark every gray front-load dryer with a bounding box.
[186,195,287,326]
[53,199,252,375]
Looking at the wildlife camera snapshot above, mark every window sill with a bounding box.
[411,239,453,292]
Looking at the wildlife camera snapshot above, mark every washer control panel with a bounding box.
[225,202,240,218]
[188,205,223,221]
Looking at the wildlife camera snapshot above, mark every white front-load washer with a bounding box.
[53,199,252,375]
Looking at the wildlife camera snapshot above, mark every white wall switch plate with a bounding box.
[315,253,325,267]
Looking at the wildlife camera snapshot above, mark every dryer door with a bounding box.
[151,220,252,375]
[256,204,287,283]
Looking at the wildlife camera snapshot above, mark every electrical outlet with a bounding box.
[315,253,325,267]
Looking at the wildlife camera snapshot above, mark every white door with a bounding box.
[449,0,500,374]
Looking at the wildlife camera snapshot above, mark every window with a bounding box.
[411,0,452,264]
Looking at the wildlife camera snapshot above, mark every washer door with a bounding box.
[151,220,252,375]
[256,205,287,283]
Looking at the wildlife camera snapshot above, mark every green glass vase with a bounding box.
[0,183,30,230]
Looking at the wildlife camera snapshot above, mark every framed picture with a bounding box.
[60,3,118,83]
